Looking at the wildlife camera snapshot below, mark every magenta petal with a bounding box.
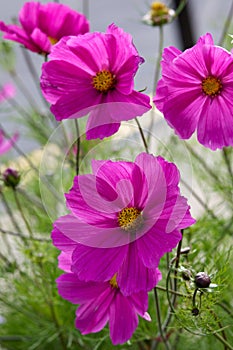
[71,244,127,282]
[30,28,51,53]
[91,159,148,209]
[54,214,132,248]
[75,287,113,334]
[51,226,77,252]
[197,96,233,150]
[19,2,40,34]
[128,291,149,317]
[109,291,138,345]
[137,227,182,268]
[56,273,108,304]
[117,243,161,295]
[58,251,72,272]
[86,119,120,140]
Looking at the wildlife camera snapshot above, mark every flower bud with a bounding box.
[142,2,175,26]
[194,272,211,288]
[191,307,199,316]
[3,168,20,188]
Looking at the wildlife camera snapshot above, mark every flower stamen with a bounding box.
[48,36,58,45]
[92,70,116,93]
[202,76,222,96]
[109,274,118,289]
[118,207,143,233]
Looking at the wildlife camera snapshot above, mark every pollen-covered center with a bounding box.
[109,274,118,289]
[92,70,116,93]
[48,36,58,45]
[118,207,143,233]
[202,76,222,96]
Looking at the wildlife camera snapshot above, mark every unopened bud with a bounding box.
[195,272,211,288]
[3,168,20,188]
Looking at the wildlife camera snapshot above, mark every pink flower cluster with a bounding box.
[52,152,195,344]
[0,2,89,54]
[2,0,233,345]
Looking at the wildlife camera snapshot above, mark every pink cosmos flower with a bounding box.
[40,24,151,139]
[56,251,157,345]
[52,152,195,295]
[0,129,18,155]
[153,33,233,150]
[0,2,89,55]
[0,83,16,103]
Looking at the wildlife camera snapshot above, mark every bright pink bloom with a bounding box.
[56,251,156,345]
[0,129,18,155]
[0,83,15,103]
[0,2,89,54]
[52,152,195,295]
[40,24,151,139]
[154,33,233,150]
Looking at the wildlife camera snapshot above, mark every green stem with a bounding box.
[74,119,81,175]
[173,0,187,19]
[0,190,22,233]
[12,189,34,238]
[153,288,171,350]
[153,25,164,95]
[135,117,149,153]
[222,147,233,188]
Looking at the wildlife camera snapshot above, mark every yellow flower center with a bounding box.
[202,76,222,96]
[48,36,58,45]
[92,70,116,93]
[151,2,169,15]
[109,274,118,289]
[118,207,143,233]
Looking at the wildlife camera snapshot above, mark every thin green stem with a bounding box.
[213,331,233,350]
[9,70,40,111]
[74,119,81,175]
[222,147,233,188]
[0,228,50,242]
[12,189,34,238]
[173,0,187,19]
[21,48,49,110]
[153,25,164,94]
[147,25,164,146]
[135,117,149,153]
[153,288,171,350]
[0,190,22,233]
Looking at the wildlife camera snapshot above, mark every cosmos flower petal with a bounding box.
[137,227,182,268]
[154,32,233,149]
[54,214,132,248]
[56,273,108,304]
[197,96,233,150]
[0,2,89,54]
[41,60,92,104]
[71,244,127,281]
[41,24,151,139]
[75,287,113,334]
[91,159,148,209]
[109,292,138,345]
[117,243,161,295]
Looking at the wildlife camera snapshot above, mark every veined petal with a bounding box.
[117,243,161,295]
[56,273,108,304]
[75,286,113,334]
[109,292,138,345]
[71,244,127,281]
